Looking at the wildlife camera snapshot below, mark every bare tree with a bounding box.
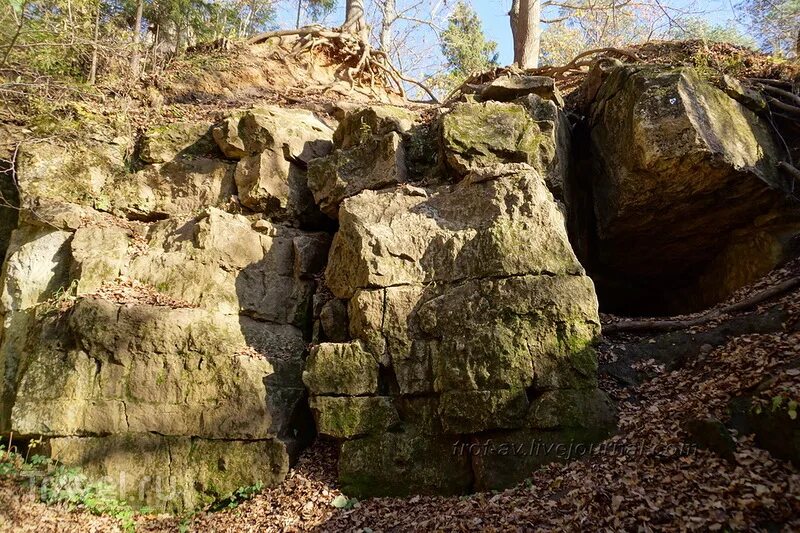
[130,0,144,76]
[514,0,541,68]
[511,0,697,68]
[343,0,368,40]
[379,0,397,50]
[89,0,101,84]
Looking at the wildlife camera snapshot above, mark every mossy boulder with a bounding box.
[49,434,289,512]
[310,396,400,438]
[307,131,407,218]
[302,341,379,396]
[139,121,217,164]
[306,158,613,497]
[338,431,472,497]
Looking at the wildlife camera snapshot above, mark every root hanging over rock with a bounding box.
[445,47,640,104]
[247,26,438,103]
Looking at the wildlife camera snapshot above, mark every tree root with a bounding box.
[757,83,800,107]
[247,26,438,103]
[603,277,800,335]
[445,47,639,104]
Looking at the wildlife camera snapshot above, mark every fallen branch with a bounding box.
[746,77,795,89]
[603,277,800,334]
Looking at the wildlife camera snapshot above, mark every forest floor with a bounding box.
[2,261,800,531]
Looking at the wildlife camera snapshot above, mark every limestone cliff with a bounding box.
[0,60,795,510]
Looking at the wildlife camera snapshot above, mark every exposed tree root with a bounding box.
[603,277,800,334]
[247,26,438,103]
[445,47,640,104]
[757,83,800,107]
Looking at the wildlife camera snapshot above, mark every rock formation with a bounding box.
[581,65,800,315]
[0,107,332,511]
[304,98,614,497]
[0,63,795,509]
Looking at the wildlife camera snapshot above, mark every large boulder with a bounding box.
[586,65,797,314]
[441,99,571,202]
[304,161,615,497]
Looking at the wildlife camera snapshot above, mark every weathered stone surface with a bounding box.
[480,75,564,106]
[470,426,615,491]
[325,170,582,299]
[721,74,767,112]
[10,298,306,440]
[308,156,611,496]
[730,395,800,467]
[419,275,600,393]
[332,106,416,149]
[139,121,217,164]
[528,388,617,430]
[439,390,529,434]
[49,434,289,512]
[70,225,129,294]
[208,107,334,224]
[442,102,541,176]
[308,131,407,218]
[0,226,72,312]
[338,431,472,497]
[441,100,571,201]
[319,298,349,342]
[16,139,238,219]
[212,106,333,161]
[310,396,400,438]
[303,342,379,396]
[685,417,736,462]
[587,65,794,314]
[125,209,328,325]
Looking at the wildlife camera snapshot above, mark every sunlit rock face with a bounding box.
[0,107,332,511]
[304,101,615,498]
[15,65,795,505]
[583,65,799,316]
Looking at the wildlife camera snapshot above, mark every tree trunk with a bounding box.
[89,1,100,84]
[0,0,29,70]
[516,0,541,68]
[130,0,144,77]
[296,0,303,29]
[343,0,368,41]
[795,27,799,58]
[510,0,520,63]
[380,0,396,51]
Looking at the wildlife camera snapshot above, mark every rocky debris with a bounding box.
[139,121,218,163]
[584,64,798,315]
[684,417,737,462]
[16,135,238,222]
[720,74,768,112]
[212,106,333,162]
[307,106,413,218]
[480,74,565,106]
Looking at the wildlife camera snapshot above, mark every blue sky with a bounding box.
[274,0,746,68]
[472,0,743,65]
